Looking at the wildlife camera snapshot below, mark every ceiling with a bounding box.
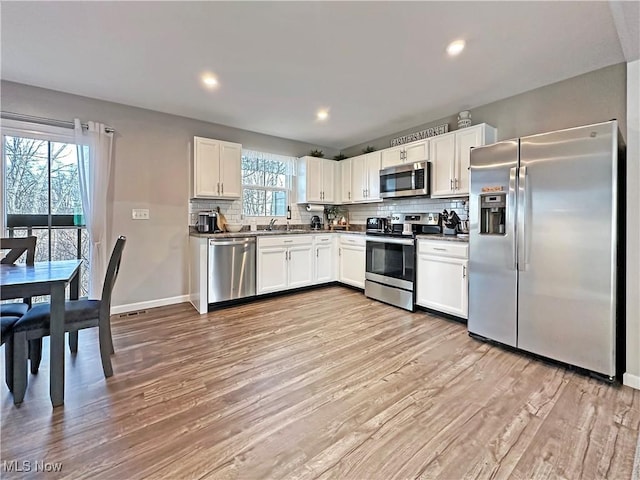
[1,1,635,150]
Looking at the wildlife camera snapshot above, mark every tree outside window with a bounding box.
[3,134,89,298]
[242,150,292,216]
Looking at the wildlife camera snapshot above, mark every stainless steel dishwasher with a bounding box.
[208,237,256,303]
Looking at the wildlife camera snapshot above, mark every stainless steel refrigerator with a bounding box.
[468,120,623,379]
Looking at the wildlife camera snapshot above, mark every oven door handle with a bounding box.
[365,236,414,246]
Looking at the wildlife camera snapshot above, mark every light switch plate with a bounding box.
[132,208,150,220]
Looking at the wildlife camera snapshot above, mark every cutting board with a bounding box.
[216,207,228,232]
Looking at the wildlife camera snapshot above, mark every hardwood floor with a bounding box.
[1,286,638,479]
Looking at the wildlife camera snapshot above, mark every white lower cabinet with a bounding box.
[338,235,366,288]
[257,245,288,294]
[416,240,469,319]
[314,235,335,284]
[257,235,314,294]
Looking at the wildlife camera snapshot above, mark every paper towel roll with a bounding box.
[306,204,325,212]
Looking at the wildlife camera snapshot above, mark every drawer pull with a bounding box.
[433,247,447,251]
[284,240,293,243]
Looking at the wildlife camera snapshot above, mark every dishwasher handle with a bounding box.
[209,238,256,247]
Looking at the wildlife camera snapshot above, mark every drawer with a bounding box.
[314,235,333,244]
[339,234,365,247]
[258,235,314,248]
[417,240,468,259]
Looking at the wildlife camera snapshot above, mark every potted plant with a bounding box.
[333,153,347,160]
[309,149,324,158]
[362,145,376,153]
[325,205,342,220]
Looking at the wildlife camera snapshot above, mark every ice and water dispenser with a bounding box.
[480,194,506,235]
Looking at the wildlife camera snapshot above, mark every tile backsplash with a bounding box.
[188,198,317,227]
[344,197,468,224]
[189,196,468,227]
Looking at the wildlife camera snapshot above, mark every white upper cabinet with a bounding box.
[380,146,404,169]
[430,134,456,197]
[380,139,429,169]
[193,136,242,199]
[297,156,337,204]
[429,124,497,198]
[351,152,381,203]
[365,152,381,201]
[340,158,353,204]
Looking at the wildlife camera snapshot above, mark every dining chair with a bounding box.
[11,236,126,402]
[0,236,37,317]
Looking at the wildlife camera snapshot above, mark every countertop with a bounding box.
[189,228,366,239]
[189,229,468,242]
[415,234,469,243]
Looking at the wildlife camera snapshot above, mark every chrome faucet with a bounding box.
[266,218,277,231]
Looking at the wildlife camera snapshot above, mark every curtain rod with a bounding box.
[1,111,115,133]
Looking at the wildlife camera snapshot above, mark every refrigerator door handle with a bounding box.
[517,166,527,271]
[509,167,518,270]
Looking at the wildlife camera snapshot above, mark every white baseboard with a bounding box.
[111,295,190,315]
[623,372,640,390]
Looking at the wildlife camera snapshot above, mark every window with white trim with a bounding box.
[241,149,294,217]
[1,121,89,297]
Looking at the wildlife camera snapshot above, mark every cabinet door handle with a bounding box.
[316,248,319,258]
[217,182,220,194]
[285,251,288,261]
[221,183,224,194]
[348,192,351,200]
[463,265,467,278]
[450,179,453,190]
[455,178,459,190]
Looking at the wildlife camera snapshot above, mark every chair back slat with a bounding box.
[100,236,126,311]
[0,236,36,265]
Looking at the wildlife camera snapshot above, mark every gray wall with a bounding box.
[0,80,338,307]
[343,63,627,156]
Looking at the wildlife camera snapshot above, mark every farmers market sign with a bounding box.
[390,124,449,146]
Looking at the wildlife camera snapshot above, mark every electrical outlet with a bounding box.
[132,208,150,220]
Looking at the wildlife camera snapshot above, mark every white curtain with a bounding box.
[74,119,114,299]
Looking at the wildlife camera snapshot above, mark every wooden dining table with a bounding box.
[1,259,82,407]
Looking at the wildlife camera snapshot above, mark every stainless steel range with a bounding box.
[365,213,441,311]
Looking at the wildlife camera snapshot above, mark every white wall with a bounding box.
[624,59,640,389]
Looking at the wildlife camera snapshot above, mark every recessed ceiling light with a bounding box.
[317,109,329,121]
[446,40,465,56]
[201,74,219,88]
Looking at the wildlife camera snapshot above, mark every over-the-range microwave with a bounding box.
[379,161,431,198]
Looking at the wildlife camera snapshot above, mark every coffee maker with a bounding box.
[310,215,322,230]
[196,212,210,233]
[196,211,220,233]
